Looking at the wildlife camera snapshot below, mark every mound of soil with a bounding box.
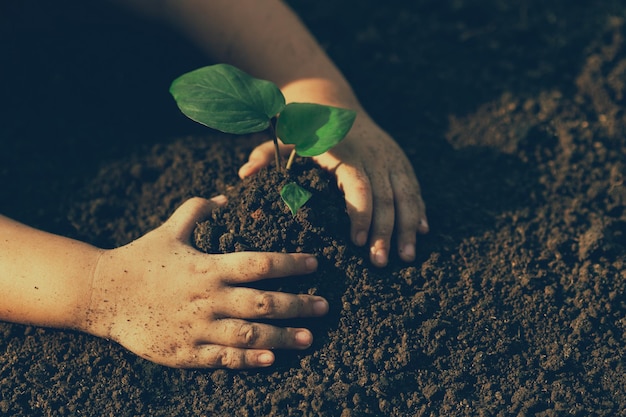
[1,1,625,416]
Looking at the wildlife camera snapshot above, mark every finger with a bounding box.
[181,345,276,369]
[165,196,227,241]
[216,288,329,319]
[335,164,373,247]
[198,319,315,351]
[206,252,318,283]
[369,174,395,268]
[390,169,427,262]
[238,141,293,178]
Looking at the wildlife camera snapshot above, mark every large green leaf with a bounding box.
[280,182,312,216]
[170,64,286,134]
[276,103,357,157]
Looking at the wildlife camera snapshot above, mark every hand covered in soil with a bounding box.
[85,197,328,369]
[239,114,429,267]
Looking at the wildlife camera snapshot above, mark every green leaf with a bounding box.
[170,64,286,134]
[276,103,357,157]
[280,182,312,216]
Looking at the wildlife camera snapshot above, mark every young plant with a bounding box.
[169,64,356,215]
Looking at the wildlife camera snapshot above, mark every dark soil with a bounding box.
[1,1,626,416]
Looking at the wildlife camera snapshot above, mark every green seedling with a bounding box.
[170,63,356,215]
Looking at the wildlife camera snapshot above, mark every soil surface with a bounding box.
[1,1,626,416]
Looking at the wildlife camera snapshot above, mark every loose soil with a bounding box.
[1,1,625,416]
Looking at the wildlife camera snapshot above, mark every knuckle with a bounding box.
[214,347,241,369]
[266,328,287,349]
[252,257,274,276]
[373,223,393,239]
[236,322,259,347]
[255,293,277,317]
[398,189,423,211]
[400,207,421,227]
[350,212,371,230]
[376,194,395,209]
[290,296,306,315]
[187,196,204,206]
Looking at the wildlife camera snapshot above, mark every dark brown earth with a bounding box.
[1,1,626,416]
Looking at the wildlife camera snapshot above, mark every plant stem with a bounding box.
[269,119,281,172]
[285,148,297,170]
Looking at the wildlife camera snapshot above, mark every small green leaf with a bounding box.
[276,103,357,157]
[170,64,286,134]
[280,182,312,216]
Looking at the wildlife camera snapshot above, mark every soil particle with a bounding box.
[2,0,626,416]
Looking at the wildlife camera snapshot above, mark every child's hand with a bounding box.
[84,197,328,369]
[239,115,429,267]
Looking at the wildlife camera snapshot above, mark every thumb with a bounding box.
[165,196,227,241]
[238,141,293,178]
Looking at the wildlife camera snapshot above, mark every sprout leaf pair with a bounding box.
[170,64,356,215]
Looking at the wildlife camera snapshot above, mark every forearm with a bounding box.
[127,0,364,110]
[0,215,101,331]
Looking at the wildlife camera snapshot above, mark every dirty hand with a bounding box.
[239,115,429,267]
[84,197,328,369]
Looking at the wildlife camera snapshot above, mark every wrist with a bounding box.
[0,216,109,332]
[79,248,116,340]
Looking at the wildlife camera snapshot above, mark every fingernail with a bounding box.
[371,247,387,266]
[355,231,367,246]
[305,256,318,271]
[258,352,274,365]
[212,195,227,205]
[313,299,329,315]
[401,244,415,260]
[295,331,312,347]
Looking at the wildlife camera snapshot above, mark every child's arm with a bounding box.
[0,197,328,369]
[0,214,99,330]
